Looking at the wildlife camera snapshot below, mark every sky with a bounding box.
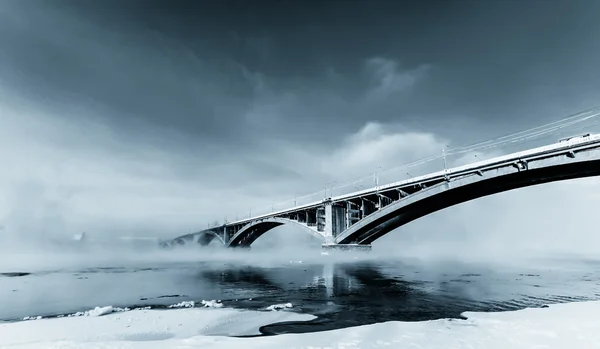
[1,0,600,255]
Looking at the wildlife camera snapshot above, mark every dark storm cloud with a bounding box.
[3,0,600,149]
[0,3,252,142]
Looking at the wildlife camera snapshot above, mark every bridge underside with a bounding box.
[227,218,326,248]
[336,159,600,245]
[227,221,284,248]
[197,233,220,246]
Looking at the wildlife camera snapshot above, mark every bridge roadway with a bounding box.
[162,133,600,251]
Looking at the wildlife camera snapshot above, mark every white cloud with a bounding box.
[330,122,444,173]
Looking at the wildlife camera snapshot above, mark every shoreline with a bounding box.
[1,300,599,348]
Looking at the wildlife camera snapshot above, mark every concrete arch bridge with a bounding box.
[161,133,600,251]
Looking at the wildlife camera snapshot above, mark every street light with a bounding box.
[373,166,381,190]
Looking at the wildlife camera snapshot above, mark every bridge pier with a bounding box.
[231,245,251,250]
[323,200,334,244]
[321,243,372,253]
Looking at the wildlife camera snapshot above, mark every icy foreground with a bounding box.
[2,301,600,349]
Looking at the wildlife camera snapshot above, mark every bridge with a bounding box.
[161,132,600,251]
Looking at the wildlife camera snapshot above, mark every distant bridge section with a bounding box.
[161,133,600,250]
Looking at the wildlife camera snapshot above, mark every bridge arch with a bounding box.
[335,158,600,245]
[168,230,226,247]
[197,230,226,246]
[227,217,325,248]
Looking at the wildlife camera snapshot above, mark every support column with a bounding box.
[360,198,365,218]
[346,201,351,229]
[323,200,334,244]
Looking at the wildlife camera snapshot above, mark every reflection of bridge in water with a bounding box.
[188,260,600,334]
[163,130,600,251]
[196,262,414,305]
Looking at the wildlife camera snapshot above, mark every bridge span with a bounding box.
[162,133,600,251]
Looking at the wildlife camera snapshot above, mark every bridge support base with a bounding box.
[321,243,372,253]
[230,245,251,250]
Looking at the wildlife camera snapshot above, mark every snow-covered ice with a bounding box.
[0,305,316,347]
[167,301,195,309]
[266,302,293,311]
[84,306,129,317]
[201,300,224,308]
[1,300,599,348]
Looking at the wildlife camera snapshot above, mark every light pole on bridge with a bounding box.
[373,166,381,191]
[442,145,450,180]
[324,181,336,199]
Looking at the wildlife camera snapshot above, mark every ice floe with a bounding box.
[266,302,293,311]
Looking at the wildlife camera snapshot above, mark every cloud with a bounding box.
[327,122,444,175]
[364,57,430,102]
[0,2,261,147]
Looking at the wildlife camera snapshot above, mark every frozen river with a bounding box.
[2,248,600,336]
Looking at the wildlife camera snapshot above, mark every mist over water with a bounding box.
[3,166,600,334]
[3,106,600,334]
[2,236,600,335]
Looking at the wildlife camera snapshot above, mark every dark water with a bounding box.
[2,255,600,335]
